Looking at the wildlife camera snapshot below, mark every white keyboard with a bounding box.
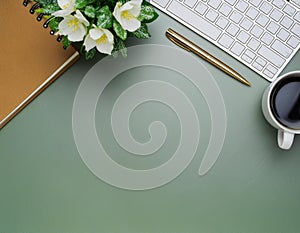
[150,0,300,81]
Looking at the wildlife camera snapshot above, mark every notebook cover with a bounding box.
[0,1,80,128]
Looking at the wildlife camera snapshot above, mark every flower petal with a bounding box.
[103,29,114,43]
[119,2,134,11]
[74,10,90,26]
[132,0,143,6]
[58,17,73,35]
[129,4,141,17]
[57,0,69,9]
[84,34,96,51]
[122,18,141,32]
[113,4,122,22]
[68,24,86,41]
[52,8,73,17]
[96,41,114,55]
[89,28,104,40]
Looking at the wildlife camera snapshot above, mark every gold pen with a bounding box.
[165,28,251,87]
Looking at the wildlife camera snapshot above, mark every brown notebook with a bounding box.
[0,1,80,128]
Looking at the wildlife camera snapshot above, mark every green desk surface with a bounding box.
[1,12,300,233]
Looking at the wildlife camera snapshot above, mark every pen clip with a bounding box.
[166,29,191,52]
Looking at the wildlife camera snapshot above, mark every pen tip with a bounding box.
[245,81,251,87]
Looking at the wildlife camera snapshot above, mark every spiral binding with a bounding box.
[22,0,64,43]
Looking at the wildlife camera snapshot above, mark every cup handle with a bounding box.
[277,129,294,150]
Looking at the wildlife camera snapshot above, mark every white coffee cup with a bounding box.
[262,71,300,150]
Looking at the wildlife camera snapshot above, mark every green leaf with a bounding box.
[113,37,127,57]
[85,47,97,60]
[94,0,103,5]
[48,18,60,31]
[62,37,72,49]
[35,0,58,7]
[75,0,94,9]
[84,5,96,18]
[113,20,127,40]
[120,46,127,57]
[137,5,159,23]
[101,0,117,8]
[132,23,151,39]
[37,4,60,14]
[111,51,119,58]
[97,6,113,28]
[43,15,52,19]
[34,8,44,13]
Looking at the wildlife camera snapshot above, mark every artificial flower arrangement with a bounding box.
[34,0,158,59]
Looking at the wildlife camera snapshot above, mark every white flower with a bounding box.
[52,0,76,17]
[84,27,114,55]
[113,0,142,32]
[58,10,89,42]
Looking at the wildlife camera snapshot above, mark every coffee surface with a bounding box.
[271,77,300,130]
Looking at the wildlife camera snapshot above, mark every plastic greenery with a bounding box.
[34,0,158,59]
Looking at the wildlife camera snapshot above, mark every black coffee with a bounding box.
[270,76,300,130]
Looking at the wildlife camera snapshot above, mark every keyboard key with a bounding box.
[240,17,253,30]
[249,0,262,7]
[280,16,293,29]
[258,45,285,67]
[152,0,170,7]
[230,11,243,24]
[277,28,290,41]
[271,39,293,58]
[218,34,234,48]
[261,32,274,45]
[270,8,283,22]
[231,41,245,56]
[287,36,300,49]
[251,25,263,38]
[235,0,248,12]
[242,54,253,63]
[167,1,222,40]
[245,49,255,59]
[226,23,239,36]
[272,0,285,9]
[260,2,272,15]
[291,23,300,38]
[248,37,260,51]
[216,16,229,29]
[195,2,208,15]
[295,12,300,23]
[255,57,267,67]
[208,0,222,9]
[205,8,219,22]
[184,0,198,8]
[266,21,279,34]
[263,69,275,78]
[225,0,236,6]
[252,61,263,71]
[246,7,259,20]
[237,30,250,43]
[256,14,269,27]
[266,64,278,74]
[219,3,232,16]
[283,4,296,17]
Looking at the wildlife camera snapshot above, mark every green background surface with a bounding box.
[1,10,300,233]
